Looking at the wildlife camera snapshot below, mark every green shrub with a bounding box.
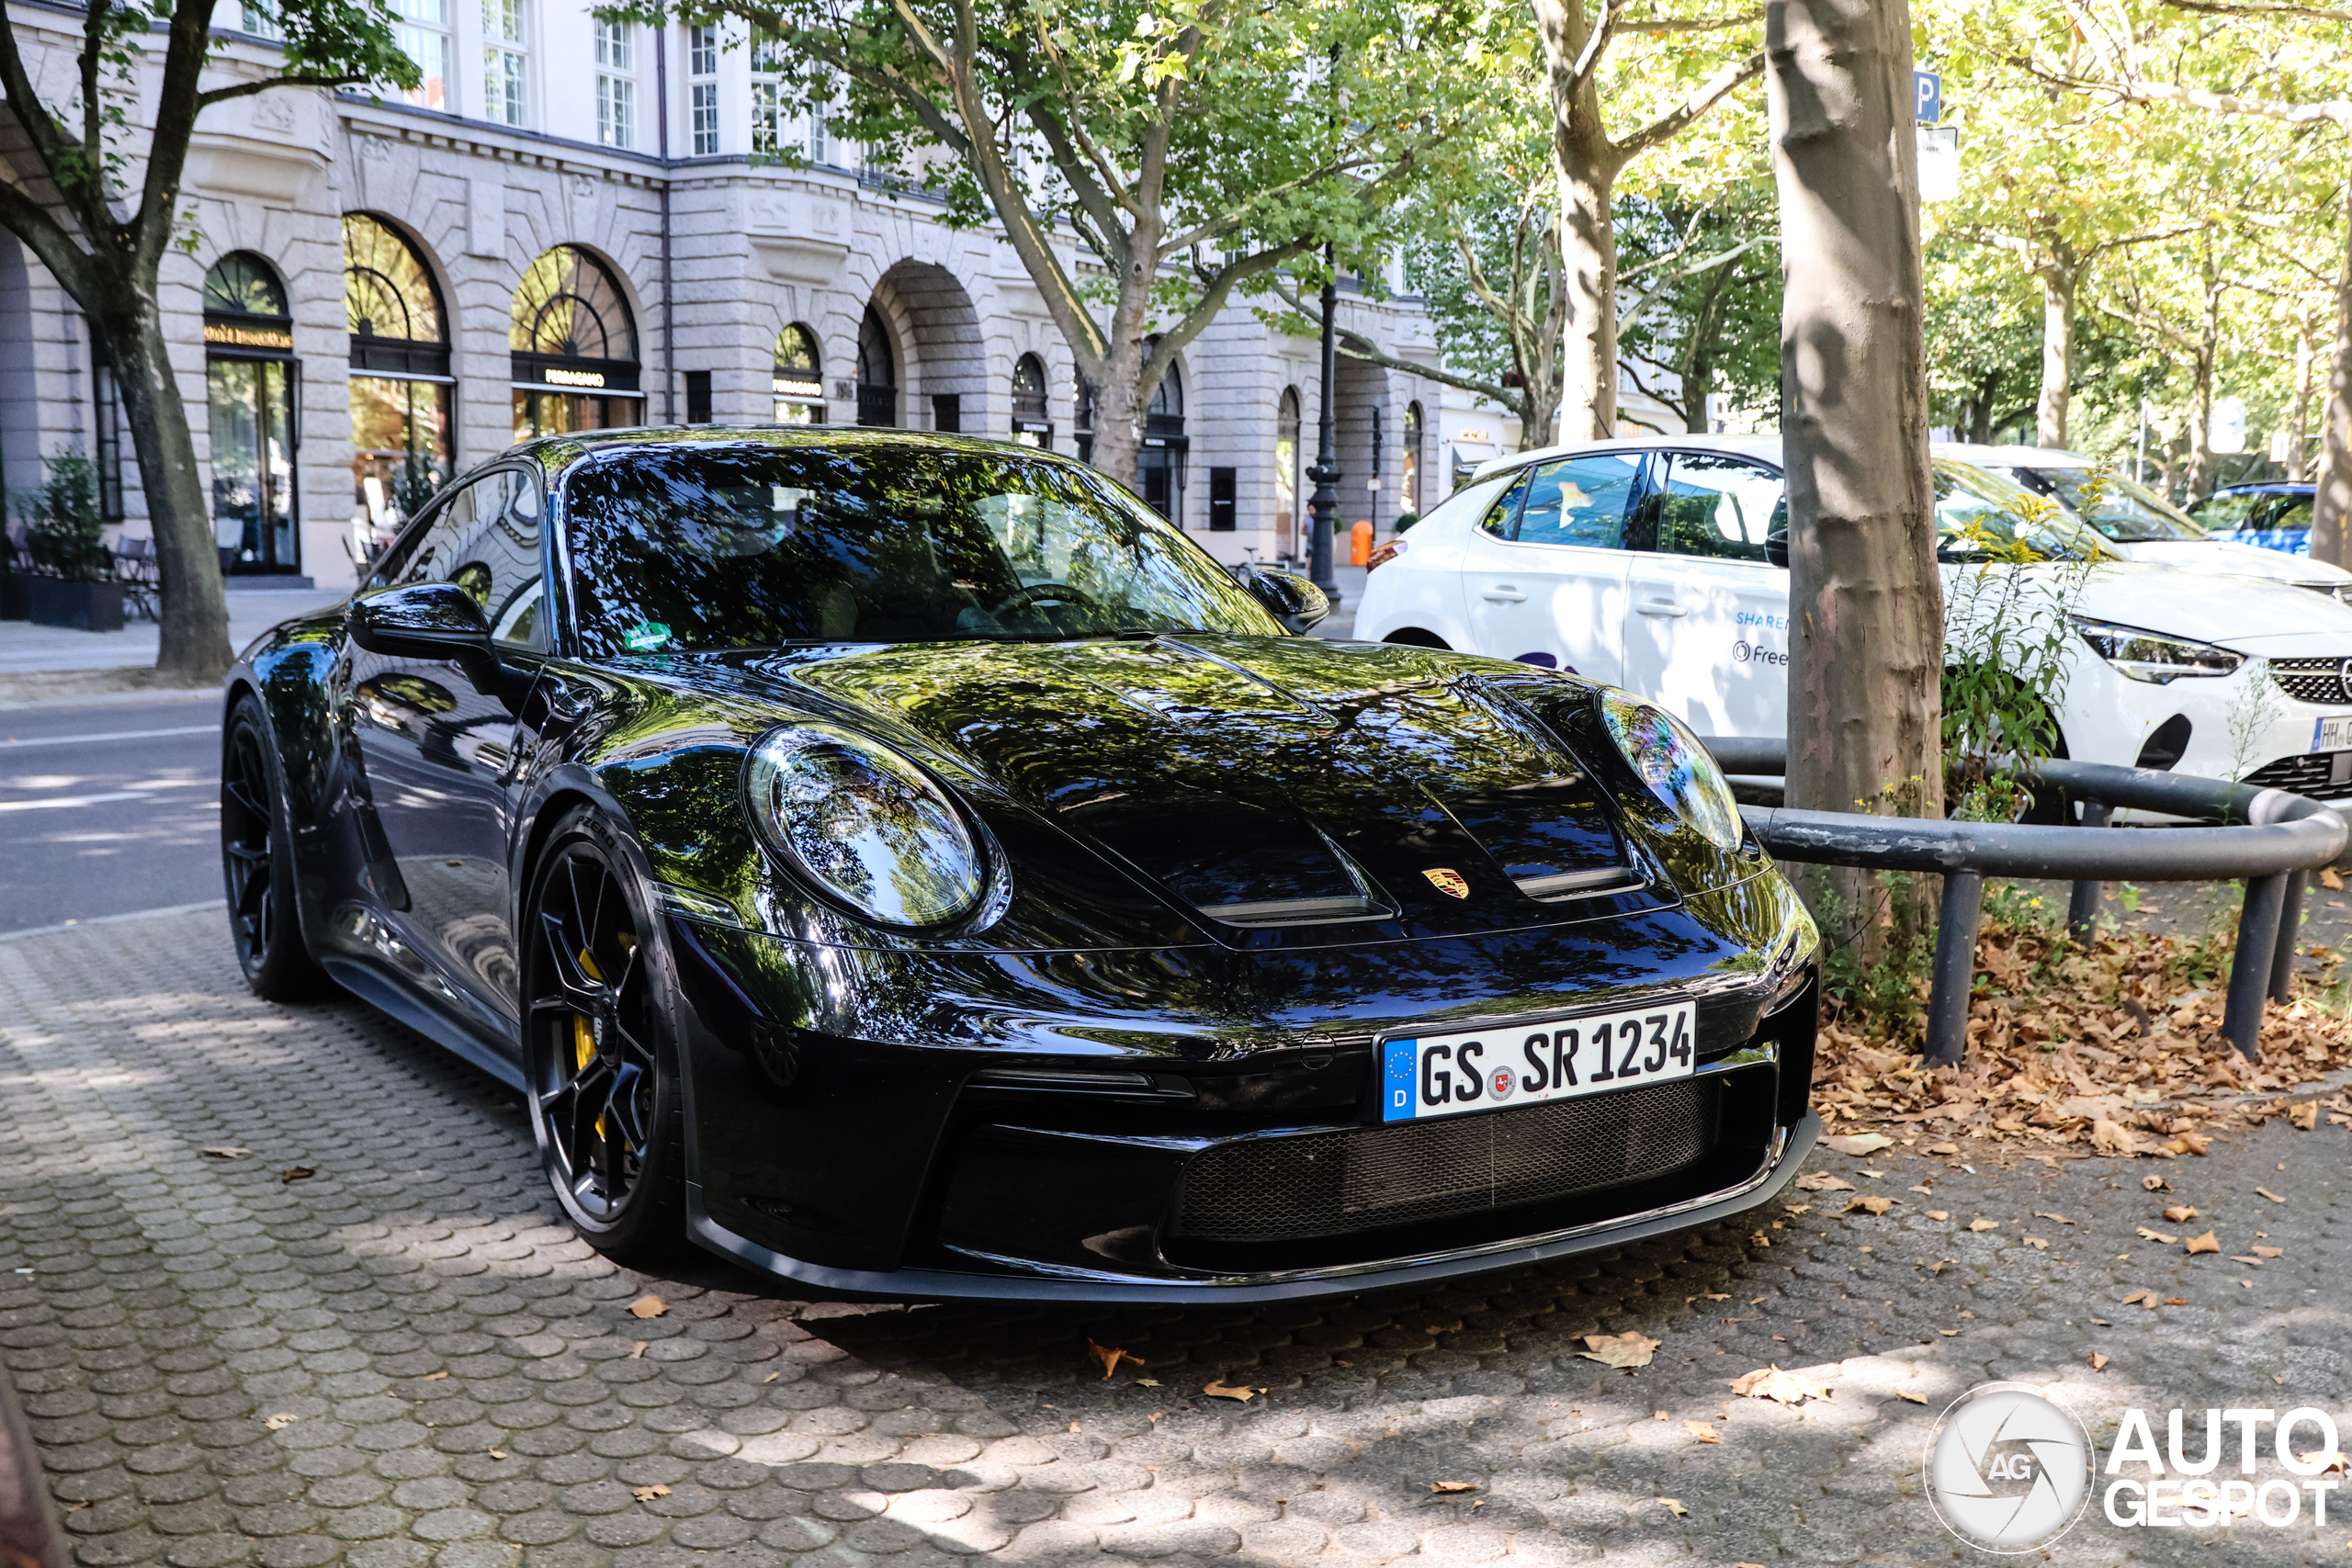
[13,450,111,584]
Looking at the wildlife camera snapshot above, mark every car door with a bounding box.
[1622,450,1792,738]
[1451,451,1642,682]
[349,467,550,1033]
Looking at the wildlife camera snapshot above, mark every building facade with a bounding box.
[0,3,1466,588]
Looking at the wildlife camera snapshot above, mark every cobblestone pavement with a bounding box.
[3,909,2348,1568]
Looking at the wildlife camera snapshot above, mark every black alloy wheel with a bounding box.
[220,697,323,999]
[523,809,685,1258]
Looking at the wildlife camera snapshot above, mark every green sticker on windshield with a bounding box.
[622,621,673,652]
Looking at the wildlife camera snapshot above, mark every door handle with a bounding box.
[1634,599,1688,618]
[1481,586,1528,604]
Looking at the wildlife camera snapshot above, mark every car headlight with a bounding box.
[2073,617,2244,683]
[744,724,984,927]
[1599,691,1743,852]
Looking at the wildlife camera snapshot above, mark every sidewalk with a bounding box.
[1309,564,1370,640]
[0,586,347,699]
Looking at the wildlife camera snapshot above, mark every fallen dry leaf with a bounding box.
[2298,1450,2349,1474]
[2121,1291,2160,1310]
[1926,1143,1960,1156]
[1686,1420,1722,1444]
[2324,867,2345,891]
[422,1371,449,1382]
[2162,1205,2199,1223]
[1659,1497,1689,1518]
[628,1295,669,1319]
[2256,1187,2288,1204]
[1821,1134,1894,1156]
[2291,1102,2319,1131]
[1430,1481,1477,1495]
[2165,1296,2188,1305]
[2088,1351,2110,1372]
[1896,1390,1928,1404]
[279,1167,315,1184]
[2232,1255,2265,1266]
[1204,1381,1262,1403]
[2036,1211,2075,1225]
[198,1146,251,1159]
[2091,1121,2140,1156]
[263,1414,300,1431]
[629,1341,648,1359]
[1842,1195,1894,1216]
[1087,1339,1146,1381]
[2142,1176,2169,1192]
[1968,1218,1999,1233]
[2137,1228,2178,1245]
[1794,1172,1855,1192]
[1749,1230,1770,1247]
[2254,1245,2283,1258]
[487,1450,507,1461]
[1927,1210,1951,1222]
[2185,1231,2221,1255]
[1730,1365,1832,1405]
[1577,1331,1662,1370]
[632,1485,669,1502]
[2024,1236,2050,1250]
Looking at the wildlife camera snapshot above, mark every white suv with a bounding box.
[1354,435,2352,797]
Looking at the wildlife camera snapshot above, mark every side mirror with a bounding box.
[349,582,501,690]
[1242,566,1331,633]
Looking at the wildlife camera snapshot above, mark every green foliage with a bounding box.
[1940,483,2096,816]
[390,449,443,525]
[13,451,111,585]
[1616,183,1780,433]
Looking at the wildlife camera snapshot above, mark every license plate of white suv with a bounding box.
[2313,716,2352,752]
[1380,1001,1696,1122]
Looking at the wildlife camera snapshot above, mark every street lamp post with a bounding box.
[1306,263,1341,602]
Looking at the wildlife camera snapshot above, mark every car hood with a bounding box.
[2116,537,2349,585]
[724,634,1680,941]
[2070,561,2352,651]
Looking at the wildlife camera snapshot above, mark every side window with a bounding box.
[1657,453,1784,564]
[2271,497,2312,533]
[396,469,549,651]
[1478,472,1530,538]
[1514,454,1642,548]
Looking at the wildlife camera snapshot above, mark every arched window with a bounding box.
[510,245,642,439]
[772,322,824,423]
[203,253,288,321]
[1011,354,1050,447]
[344,214,453,536]
[855,305,896,427]
[1138,362,1187,522]
[202,253,300,576]
[1402,400,1424,518]
[1275,387,1302,560]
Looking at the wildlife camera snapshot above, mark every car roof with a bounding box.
[500,423,1076,476]
[1471,432,1784,479]
[1929,443,2097,469]
[2205,481,2314,497]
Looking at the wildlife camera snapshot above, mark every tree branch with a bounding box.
[1266,276,1516,402]
[2026,59,2352,130]
[196,70,375,107]
[1568,0,1624,93]
[0,175,96,310]
[2163,0,2352,20]
[0,3,75,173]
[1621,11,1761,29]
[1614,48,1765,156]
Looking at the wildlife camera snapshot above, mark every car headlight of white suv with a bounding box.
[2073,616,2244,683]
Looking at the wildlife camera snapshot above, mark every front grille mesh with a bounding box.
[1171,1078,1713,1243]
[2267,658,2352,705]
[2242,750,2352,800]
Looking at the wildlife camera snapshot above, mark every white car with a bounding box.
[1937,442,2352,603]
[1355,434,2352,797]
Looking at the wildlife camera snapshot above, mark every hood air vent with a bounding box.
[1059,792,1395,929]
[1442,773,1636,902]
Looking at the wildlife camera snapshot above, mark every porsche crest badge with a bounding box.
[1421,868,1470,899]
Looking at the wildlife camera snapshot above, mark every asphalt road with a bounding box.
[0,692,224,934]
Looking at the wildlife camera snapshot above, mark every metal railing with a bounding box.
[1702,739,2348,1066]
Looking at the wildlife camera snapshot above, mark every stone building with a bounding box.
[0,4,1461,588]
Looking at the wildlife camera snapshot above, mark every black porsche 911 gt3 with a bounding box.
[220,428,1821,1301]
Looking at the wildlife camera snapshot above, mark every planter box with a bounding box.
[0,573,25,621]
[26,578,126,633]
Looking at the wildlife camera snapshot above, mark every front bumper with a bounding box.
[2061,648,2352,802]
[664,873,1821,1301]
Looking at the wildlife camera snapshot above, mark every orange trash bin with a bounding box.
[1350,519,1374,567]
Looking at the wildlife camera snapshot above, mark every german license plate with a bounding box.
[1380,1001,1696,1122]
[2313,716,2352,752]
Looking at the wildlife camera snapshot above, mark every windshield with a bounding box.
[560,444,1284,656]
[1932,460,2111,562]
[2188,491,2268,532]
[2008,465,2206,542]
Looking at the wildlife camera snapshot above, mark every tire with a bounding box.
[1383,628,1452,650]
[520,807,687,1262]
[220,695,326,1000]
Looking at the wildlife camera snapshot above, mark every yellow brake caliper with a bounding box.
[574,947,605,1137]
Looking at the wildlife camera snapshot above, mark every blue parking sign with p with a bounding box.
[1915,70,1942,125]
